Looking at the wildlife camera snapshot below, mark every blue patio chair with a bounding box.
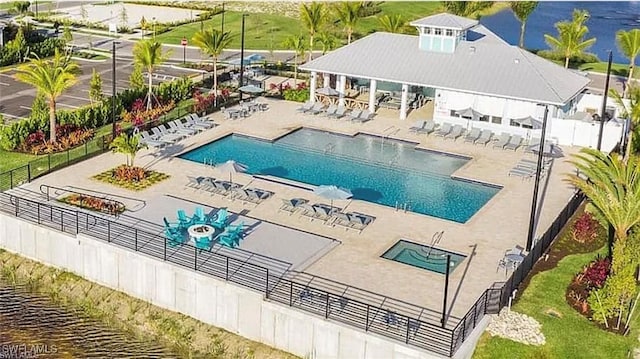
[211,208,229,229]
[192,207,207,225]
[176,209,191,227]
[163,217,185,247]
[218,232,238,248]
[194,236,212,252]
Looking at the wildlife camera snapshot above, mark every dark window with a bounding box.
[491,116,502,124]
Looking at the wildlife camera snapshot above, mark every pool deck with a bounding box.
[18,97,579,322]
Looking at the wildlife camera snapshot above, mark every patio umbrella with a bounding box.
[316,86,340,96]
[313,185,353,209]
[216,160,248,183]
[527,142,564,158]
[455,107,482,120]
[238,84,265,94]
[228,53,265,66]
[512,116,543,129]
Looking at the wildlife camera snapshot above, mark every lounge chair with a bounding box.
[347,109,363,121]
[176,209,191,227]
[296,101,313,113]
[418,120,437,134]
[409,121,427,133]
[307,103,325,114]
[464,128,481,143]
[175,119,204,132]
[299,203,325,222]
[210,208,229,230]
[218,221,245,247]
[186,175,206,188]
[347,212,375,231]
[163,217,185,246]
[323,104,338,117]
[192,207,207,225]
[329,106,347,119]
[353,109,374,123]
[168,120,196,136]
[313,203,340,221]
[186,114,215,129]
[504,135,523,151]
[246,188,273,203]
[140,131,170,147]
[150,127,180,143]
[434,123,453,137]
[280,198,308,215]
[492,133,511,149]
[159,125,186,140]
[331,212,354,230]
[475,129,493,145]
[444,124,463,140]
[508,167,535,178]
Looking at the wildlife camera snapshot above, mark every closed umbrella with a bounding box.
[313,185,353,209]
[216,160,248,183]
[316,86,340,96]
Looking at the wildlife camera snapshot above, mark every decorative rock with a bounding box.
[544,308,563,318]
[486,309,546,346]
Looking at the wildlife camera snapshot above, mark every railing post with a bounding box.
[47,154,51,172]
[163,235,167,260]
[14,197,18,216]
[75,211,79,234]
[194,248,198,270]
[135,229,138,250]
[365,304,370,331]
[27,164,31,183]
[405,319,411,344]
[324,292,329,318]
[37,203,40,225]
[289,280,293,306]
[85,141,88,156]
[60,210,64,232]
[225,257,229,281]
[9,170,13,189]
[266,269,270,298]
[67,149,70,164]
[107,221,111,242]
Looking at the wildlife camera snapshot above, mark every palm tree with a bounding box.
[132,40,171,110]
[611,86,640,159]
[15,49,79,143]
[300,2,326,61]
[334,2,362,44]
[543,9,596,68]
[109,132,148,167]
[192,27,233,100]
[565,148,640,244]
[616,29,640,97]
[316,32,337,55]
[510,1,538,48]
[378,14,406,34]
[282,35,307,85]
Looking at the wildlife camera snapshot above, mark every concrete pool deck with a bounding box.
[18,97,579,321]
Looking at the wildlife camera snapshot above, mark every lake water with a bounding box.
[480,1,640,64]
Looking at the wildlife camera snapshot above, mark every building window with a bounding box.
[479,115,489,122]
[445,29,453,37]
[491,116,502,124]
[450,110,459,117]
[434,28,442,36]
[509,119,521,127]
[424,27,431,35]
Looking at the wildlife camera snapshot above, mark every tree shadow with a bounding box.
[351,187,383,201]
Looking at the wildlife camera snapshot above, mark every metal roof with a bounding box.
[300,28,590,105]
[409,13,479,30]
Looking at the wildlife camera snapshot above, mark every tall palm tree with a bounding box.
[611,86,640,159]
[192,27,233,100]
[282,35,307,85]
[300,2,326,61]
[316,32,337,55]
[15,49,79,143]
[334,2,362,44]
[510,1,538,48]
[616,29,640,97]
[378,14,406,34]
[132,40,171,110]
[110,132,147,167]
[543,9,596,68]
[566,148,640,244]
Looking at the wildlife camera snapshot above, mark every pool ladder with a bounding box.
[395,200,412,213]
[203,158,216,168]
[422,231,445,259]
[324,142,335,154]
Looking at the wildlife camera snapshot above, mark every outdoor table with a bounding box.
[505,253,524,269]
[188,224,215,242]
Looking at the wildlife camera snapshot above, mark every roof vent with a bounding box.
[514,58,520,64]
[469,46,476,53]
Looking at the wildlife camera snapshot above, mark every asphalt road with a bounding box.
[0,54,195,120]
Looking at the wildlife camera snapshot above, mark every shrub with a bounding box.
[121,100,175,129]
[282,83,309,102]
[535,50,600,65]
[582,257,611,290]
[571,212,601,244]
[192,90,216,114]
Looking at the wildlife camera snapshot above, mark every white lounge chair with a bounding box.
[464,128,481,143]
[475,130,493,145]
[492,133,511,149]
[418,120,437,134]
[504,135,523,151]
[434,123,452,137]
[409,120,426,133]
[348,109,363,121]
[353,109,374,123]
[296,101,313,113]
[444,125,463,140]
[329,106,347,119]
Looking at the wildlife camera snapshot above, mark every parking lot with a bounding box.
[0,38,199,121]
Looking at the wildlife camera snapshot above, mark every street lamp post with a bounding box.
[181,37,187,64]
[525,106,549,251]
[111,41,119,140]
[152,17,156,39]
[597,50,613,151]
[221,2,225,34]
[239,13,248,102]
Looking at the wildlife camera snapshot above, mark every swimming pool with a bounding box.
[179,128,500,222]
[381,240,466,274]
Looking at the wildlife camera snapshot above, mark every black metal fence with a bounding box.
[0,193,459,357]
[499,191,585,308]
[0,134,112,192]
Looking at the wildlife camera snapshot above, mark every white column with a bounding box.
[323,73,330,88]
[338,75,346,107]
[309,71,317,104]
[400,83,409,120]
[368,79,377,112]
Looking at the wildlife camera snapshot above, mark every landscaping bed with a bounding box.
[58,193,126,215]
[93,165,170,191]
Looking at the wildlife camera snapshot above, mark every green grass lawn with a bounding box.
[472,246,639,358]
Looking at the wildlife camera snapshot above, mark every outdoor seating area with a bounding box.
[163,207,245,249]
[139,113,217,148]
[496,246,525,275]
[508,158,553,179]
[186,176,242,197]
[280,198,375,233]
[224,98,269,120]
[296,101,375,123]
[231,187,274,204]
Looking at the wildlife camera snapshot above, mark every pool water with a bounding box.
[179,128,500,223]
[381,240,466,274]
